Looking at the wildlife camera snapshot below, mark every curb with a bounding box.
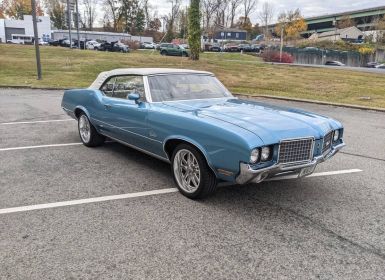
[0,86,67,90]
[234,93,385,113]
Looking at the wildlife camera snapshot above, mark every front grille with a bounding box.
[278,138,314,164]
[322,131,333,153]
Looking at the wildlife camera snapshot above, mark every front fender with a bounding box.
[163,135,217,175]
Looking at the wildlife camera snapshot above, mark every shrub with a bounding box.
[262,50,294,63]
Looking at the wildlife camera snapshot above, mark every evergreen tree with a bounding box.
[188,0,201,60]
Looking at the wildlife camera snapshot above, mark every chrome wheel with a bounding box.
[173,149,201,193]
[79,115,91,143]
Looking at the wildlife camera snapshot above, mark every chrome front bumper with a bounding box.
[236,142,346,185]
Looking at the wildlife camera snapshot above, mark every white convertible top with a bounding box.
[88,68,213,89]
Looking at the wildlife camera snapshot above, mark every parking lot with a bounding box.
[1,88,385,279]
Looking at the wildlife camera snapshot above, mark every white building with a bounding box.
[0,15,51,43]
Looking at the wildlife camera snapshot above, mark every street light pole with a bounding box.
[67,0,72,47]
[75,0,80,49]
[31,0,42,80]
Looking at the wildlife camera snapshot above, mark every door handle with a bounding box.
[104,104,112,109]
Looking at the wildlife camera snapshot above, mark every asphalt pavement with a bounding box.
[0,88,385,279]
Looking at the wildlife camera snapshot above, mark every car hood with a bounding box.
[161,98,340,145]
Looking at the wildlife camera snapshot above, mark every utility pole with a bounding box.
[279,24,284,62]
[75,0,80,49]
[31,0,42,80]
[67,0,72,47]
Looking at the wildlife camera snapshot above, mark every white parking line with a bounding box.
[0,143,83,152]
[0,119,74,125]
[0,188,179,215]
[0,169,363,215]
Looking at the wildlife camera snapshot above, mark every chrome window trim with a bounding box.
[143,76,153,103]
[277,136,315,165]
[99,75,148,102]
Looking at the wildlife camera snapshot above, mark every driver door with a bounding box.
[98,75,150,149]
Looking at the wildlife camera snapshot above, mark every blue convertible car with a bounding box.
[62,68,345,198]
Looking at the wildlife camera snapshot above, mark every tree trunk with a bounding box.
[188,0,201,60]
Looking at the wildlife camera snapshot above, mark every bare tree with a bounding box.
[213,0,227,28]
[103,0,120,31]
[82,0,98,30]
[242,0,257,25]
[228,0,241,27]
[141,0,151,29]
[258,1,273,38]
[202,0,219,30]
[164,0,180,41]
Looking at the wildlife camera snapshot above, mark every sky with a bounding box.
[149,0,385,24]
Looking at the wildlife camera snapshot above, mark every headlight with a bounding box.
[250,148,260,163]
[333,130,340,141]
[261,146,271,161]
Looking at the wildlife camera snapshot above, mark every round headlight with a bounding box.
[250,148,260,163]
[333,130,340,141]
[261,146,271,161]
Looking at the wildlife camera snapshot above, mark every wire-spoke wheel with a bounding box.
[79,115,91,143]
[174,149,201,193]
[77,112,105,147]
[171,144,217,199]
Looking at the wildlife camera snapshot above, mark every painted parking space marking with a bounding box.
[0,169,363,215]
[266,169,362,181]
[0,119,74,125]
[0,143,83,152]
[0,188,179,215]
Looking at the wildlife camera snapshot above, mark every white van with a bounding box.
[7,34,34,44]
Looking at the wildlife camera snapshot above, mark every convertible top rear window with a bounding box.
[148,74,233,102]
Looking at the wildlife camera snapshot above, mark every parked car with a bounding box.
[238,44,251,52]
[96,41,129,53]
[73,39,90,49]
[142,42,157,49]
[223,44,239,52]
[375,64,385,69]
[156,43,170,50]
[111,42,130,53]
[179,44,189,49]
[38,39,49,45]
[86,40,101,50]
[62,68,345,199]
[325,61,345,66]
[366,62,379,68]
[250,44,261,52]
[60,39,73,48]
[209,44,222,52]
[159,44,189,57]
[48,39,60,46]
[97,41,112,51]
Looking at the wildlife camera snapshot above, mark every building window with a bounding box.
[236,33,239,38]
[227,32,231,36]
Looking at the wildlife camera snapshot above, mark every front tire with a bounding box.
[171,144,217,199]
[78,113,105,147]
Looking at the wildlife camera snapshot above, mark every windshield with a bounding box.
[148,74,233,102]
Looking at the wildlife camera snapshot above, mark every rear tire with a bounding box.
[160,50,167,56]
[171,144,217,199]
[78,113,105,147]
